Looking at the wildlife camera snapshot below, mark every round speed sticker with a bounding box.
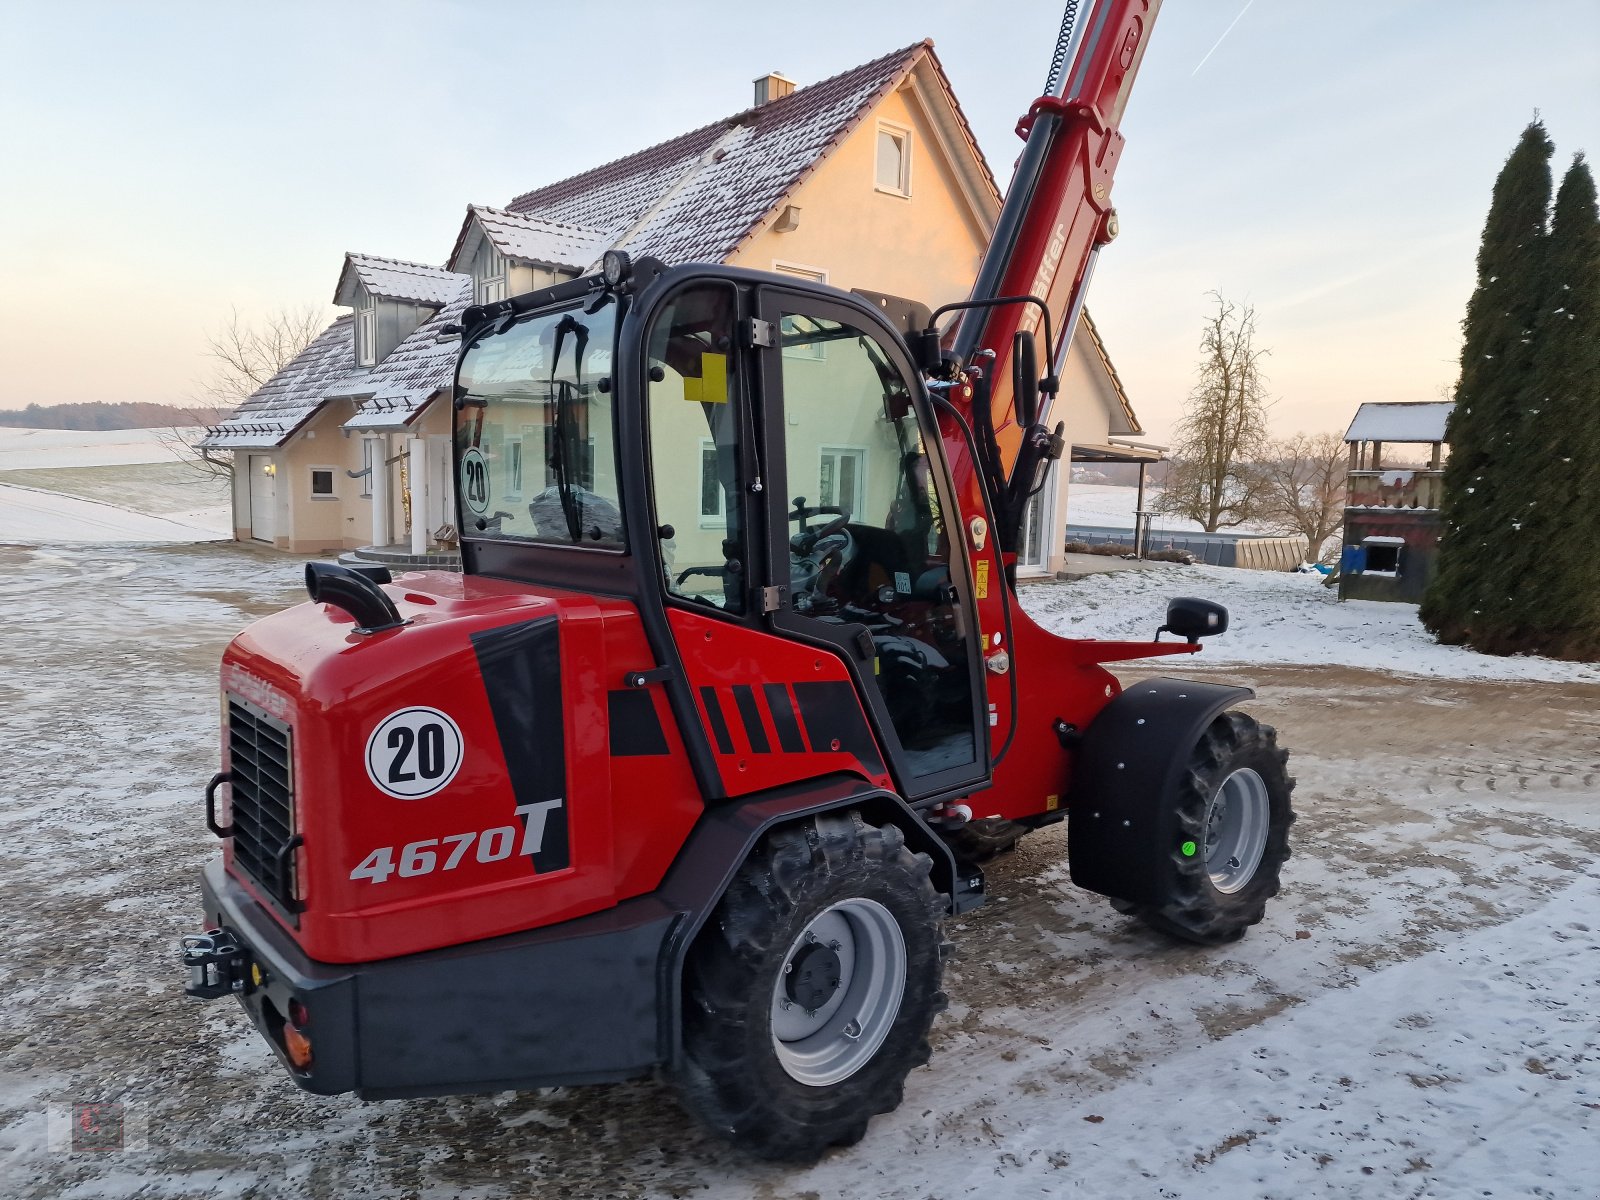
[365,707,464,799]
[460,446,491,517]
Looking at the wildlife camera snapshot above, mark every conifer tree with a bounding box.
[1523,155,1600,658]
[1421,122,1554,650]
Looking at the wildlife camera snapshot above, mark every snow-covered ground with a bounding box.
[0,481,228,544]
[1024,561,1600,685]
[0,429,231,544]
[2,544,1597,1199]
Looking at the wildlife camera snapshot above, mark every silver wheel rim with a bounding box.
[1205,767,1270,894]
[770,898,906,1086]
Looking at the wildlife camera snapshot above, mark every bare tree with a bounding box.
[168,306,327,478]
[1254,431,1347,561]
[1158,293,1273,531]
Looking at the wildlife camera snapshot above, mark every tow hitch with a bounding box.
[181,928,246,999]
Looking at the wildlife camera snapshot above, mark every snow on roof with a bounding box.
[340,280,473,431]
[198,317,355,449]
[335,253,466,307]
[505,42,929,265]
[1343,402,1454,444]
[452,206,610,273]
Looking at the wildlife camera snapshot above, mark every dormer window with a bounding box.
[475,242,508,305]
[875,122,911,197]
[355,297,376,367]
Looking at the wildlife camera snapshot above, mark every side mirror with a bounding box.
[1159,596,1229,644]
[1012,329,1040,427]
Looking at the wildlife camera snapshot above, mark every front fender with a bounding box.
[1066,677,1253,905]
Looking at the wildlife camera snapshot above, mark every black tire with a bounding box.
[1121,711,1294,945]
[943,816,1027,865]
[675,810,947,1161]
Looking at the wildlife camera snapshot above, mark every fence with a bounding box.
[1065,523,1308,571]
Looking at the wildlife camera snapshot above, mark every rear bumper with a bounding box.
[195,860,676,1098]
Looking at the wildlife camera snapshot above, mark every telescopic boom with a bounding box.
[949,0,1161,493]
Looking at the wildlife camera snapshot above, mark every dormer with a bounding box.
[447,206,611,304]
[334,254,468,366]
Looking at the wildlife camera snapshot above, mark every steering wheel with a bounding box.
[788,497,851,556]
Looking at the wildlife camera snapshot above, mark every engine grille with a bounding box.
[225,697,298,913]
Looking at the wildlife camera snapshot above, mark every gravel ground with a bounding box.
[2,544,1597,1198]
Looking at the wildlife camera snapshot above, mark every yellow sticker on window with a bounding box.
[683,352,728,403]
[974,557,989,599]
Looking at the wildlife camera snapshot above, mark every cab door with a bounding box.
[754,289,990,801]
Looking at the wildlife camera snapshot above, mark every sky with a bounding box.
[1,1,1596,441]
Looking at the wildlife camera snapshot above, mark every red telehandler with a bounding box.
[182,0,1293,1160]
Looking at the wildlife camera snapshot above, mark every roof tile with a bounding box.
[198,317,355,449]
[341,253,466,306]
[507,42,926,264]
[469,206,610,271]
[340,281,474,430]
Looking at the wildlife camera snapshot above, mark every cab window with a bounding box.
[645,285,746,613]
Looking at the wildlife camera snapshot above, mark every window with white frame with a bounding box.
[773,262,829,360]
[355,301,376,367]
[506,439,523,497]
[699,439,726,528]
[309,467,336,499]
[1362,535,1404,576]
[818,446,866,517]
[475,240,508,305]
[875,123,911,196]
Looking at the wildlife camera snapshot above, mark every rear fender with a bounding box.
[655,775,973,1069]
[1066,677,1253,905]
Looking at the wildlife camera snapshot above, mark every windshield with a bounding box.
[454,296,623,548]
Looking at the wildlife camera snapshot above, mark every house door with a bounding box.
[248,455,276,543]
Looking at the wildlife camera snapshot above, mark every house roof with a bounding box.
[504,41,938,265]
[1344,401,1454,444]
[198,316,355,449]
[447,205,611,274]
[335,253,466,307]
[338,281,473,432]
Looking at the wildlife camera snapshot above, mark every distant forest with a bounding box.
[0,402,230,430]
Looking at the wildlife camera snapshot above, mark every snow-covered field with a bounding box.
[2,544,1597,1199]
[0,429,230,544]
[1023,561,1600,685]
[1064,483,1284,537]
[0,426,209,471]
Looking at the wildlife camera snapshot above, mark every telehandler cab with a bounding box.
[182,0,1293,1159]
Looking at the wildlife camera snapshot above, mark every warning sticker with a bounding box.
[682,352,728,403]
[974,558,990,599]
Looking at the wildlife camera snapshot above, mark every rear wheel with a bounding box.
[675,811,946,1161]
[1119,711,1294,945]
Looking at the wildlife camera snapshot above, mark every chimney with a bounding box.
[753,72,796,106]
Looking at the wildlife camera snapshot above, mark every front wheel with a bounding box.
[1117,711,1294,945]
[674,811,946,1161]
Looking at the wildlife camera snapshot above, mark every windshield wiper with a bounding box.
[547,313,590,543]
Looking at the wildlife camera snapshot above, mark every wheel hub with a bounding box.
[769,898,907,1086]
[785,942,842,1010]
[1204,766,1270,894]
